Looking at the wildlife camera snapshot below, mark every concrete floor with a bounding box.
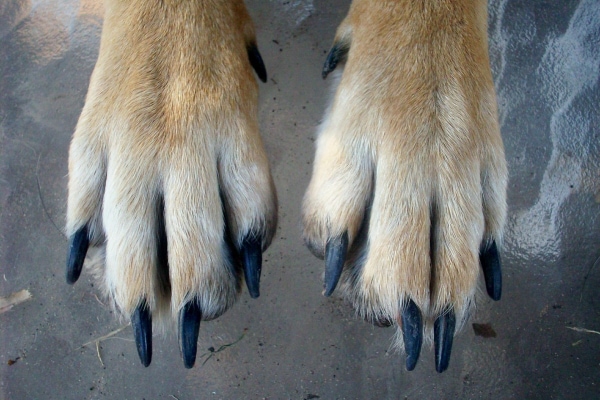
[1,0,599,398]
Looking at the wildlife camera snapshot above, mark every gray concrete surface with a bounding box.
[1,0,599,398]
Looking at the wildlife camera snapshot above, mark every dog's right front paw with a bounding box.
[66,0,276,368]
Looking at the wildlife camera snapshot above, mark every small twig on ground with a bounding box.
[96,341,105,367]
[80,324,131,367]
[80,324,130,349]
[199,331,247,366]
[567,326,600,335]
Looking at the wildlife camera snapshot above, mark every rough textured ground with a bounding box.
[1,0,599,399]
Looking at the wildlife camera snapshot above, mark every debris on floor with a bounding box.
[472,323,497,338]
[0,289,32,314]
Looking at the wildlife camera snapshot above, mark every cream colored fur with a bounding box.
[67,0,277,323]
[67,0,507,356]
[303,0,507,348]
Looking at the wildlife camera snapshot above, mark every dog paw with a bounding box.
[303,1,507,372]
[65,1,276,368]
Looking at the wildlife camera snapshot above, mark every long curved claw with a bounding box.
[179,300,202,369]
[241,235,262,298]
[322,41,350,79]
[323,232,349,297]
[247,43,267,83]
[401,300,423,371]
[434,310,456,373]
[480,240,502,301]
[66,225,90,284]
[132,302,152,367]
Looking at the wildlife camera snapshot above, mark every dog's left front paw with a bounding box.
[303,0,508,372]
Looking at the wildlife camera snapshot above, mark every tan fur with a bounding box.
[303,0,507,347]
[67,0,277,323]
